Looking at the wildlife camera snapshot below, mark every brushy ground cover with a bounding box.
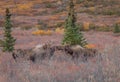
[0,0,120,31]
[0,1,120,82]
[0,29,120,82]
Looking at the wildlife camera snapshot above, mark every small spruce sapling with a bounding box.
[114,23,120,33]
[3,8,16,52]
[62,0,87,47]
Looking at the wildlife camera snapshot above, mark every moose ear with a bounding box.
[12,52,17,62]
[42,44,47,50]
[12,52,15,59]
[29,55,35,62]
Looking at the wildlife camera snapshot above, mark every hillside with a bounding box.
[0,1,120,82]
[0,0,120,29]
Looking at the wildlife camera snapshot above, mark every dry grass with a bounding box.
[0,30,119,82]
[0,0,120,81]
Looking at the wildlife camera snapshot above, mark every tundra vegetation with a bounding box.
[0,0,119,82]
[2,8,16,52]
[62,0,87,47]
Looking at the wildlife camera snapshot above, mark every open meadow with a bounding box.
[0,0,120,82]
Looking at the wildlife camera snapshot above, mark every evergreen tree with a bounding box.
[62,0,87,47]
[3,8,16,52]
[114,23,120,33]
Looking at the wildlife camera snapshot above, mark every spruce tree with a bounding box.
[114,23,120,33]
[62,0,87,47]
[3,8,16,52]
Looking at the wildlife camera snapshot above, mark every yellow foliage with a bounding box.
[88,7,95,12]
[83,22,90,31]
[32,30,52,35]
[17,3,33,10]
[49,16,59,20]
[55,28,64,34]
[84,44,96,49]
[116,20,120,24]
[0,8,3,12]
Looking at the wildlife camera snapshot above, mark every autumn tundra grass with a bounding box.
[0,0,120,82]
[0,41,120,82]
